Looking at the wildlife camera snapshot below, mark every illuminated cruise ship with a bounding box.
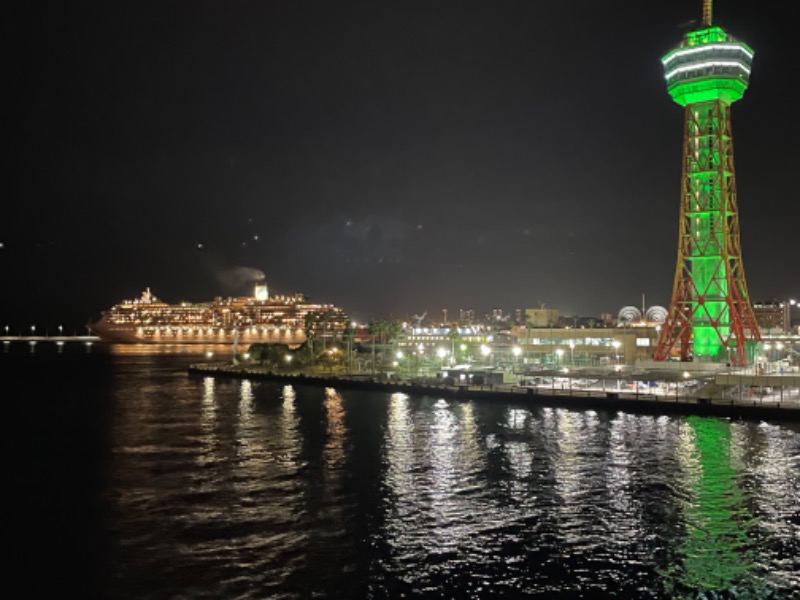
[87,282,348,344]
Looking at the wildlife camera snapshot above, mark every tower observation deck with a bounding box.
[653,0,761,366]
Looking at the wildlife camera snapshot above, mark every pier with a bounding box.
[1,336,100,344]
[189,363,800,422]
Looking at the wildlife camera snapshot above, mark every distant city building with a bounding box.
[752,300,795,333]
[459,308,475,325]
[514,308,524,325]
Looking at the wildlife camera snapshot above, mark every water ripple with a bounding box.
[92,355,800,598]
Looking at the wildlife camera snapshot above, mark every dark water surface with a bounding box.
[5,343,800,598]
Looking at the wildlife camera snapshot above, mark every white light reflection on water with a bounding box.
[503,407,534,497]
[383,395,491,576]
[197,376,218,468]
[385,392,414,514]
[275,384,301,473]
[550,410,587,543]
[606,412,641,545]
[318,387,347,537]
[742,422,800,589]
[232,378,259,472]
[323,387,346,470]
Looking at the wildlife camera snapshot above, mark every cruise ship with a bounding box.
[87,282,349,344]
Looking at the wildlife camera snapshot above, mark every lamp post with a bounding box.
[436,347,447,370]
[678,371,690,401]
[480,344,492,370]
[555,348,564,370]
[781,299,796,333]
[568,341,575,367]
[512,346,521,372]
[612,340,621,366]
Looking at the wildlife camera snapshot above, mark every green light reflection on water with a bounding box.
[662,417,769,598]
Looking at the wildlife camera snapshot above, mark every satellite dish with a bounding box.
[618,306,643,323]
[645,306,668,323]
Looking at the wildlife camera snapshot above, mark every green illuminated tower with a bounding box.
[654,0,761,366]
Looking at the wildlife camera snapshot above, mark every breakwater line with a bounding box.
[189,364,800,422]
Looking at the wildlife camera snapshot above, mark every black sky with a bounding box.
[3,0,798,331]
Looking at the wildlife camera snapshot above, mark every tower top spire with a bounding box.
[702,0,713,27]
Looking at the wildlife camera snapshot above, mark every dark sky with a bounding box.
[4,0,797,331]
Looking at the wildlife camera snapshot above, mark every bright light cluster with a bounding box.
[662,43,753,67]
[665,60,750,82]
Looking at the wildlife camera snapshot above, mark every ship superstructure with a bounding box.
[88,283,348,345]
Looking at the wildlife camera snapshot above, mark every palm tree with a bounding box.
[368,320,382,373]
[342,322,355,373]
[366,319,404,373]
[447,326,461,364]
[304,312,319,369]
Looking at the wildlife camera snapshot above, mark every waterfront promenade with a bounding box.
[189,363,800,422]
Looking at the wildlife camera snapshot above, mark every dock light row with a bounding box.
[4,325,66,335]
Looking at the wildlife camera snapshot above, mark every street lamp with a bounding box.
[512,345,521,371]
[568,341,575,366]
[436,347,447,369]
[612,340,621,365]
[327,347,339,373]
[780,299,796,333]
[555,348,564,369]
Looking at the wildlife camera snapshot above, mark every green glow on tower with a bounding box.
[659,17,753,362]
[662,27,753,106]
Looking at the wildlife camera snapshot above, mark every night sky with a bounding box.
[4,1,797,332]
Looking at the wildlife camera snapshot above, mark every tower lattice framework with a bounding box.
[653,0,760,366]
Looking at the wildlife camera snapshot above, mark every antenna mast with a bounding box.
[702,0,713,26]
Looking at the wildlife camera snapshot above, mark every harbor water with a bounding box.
[5,342,799,598]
